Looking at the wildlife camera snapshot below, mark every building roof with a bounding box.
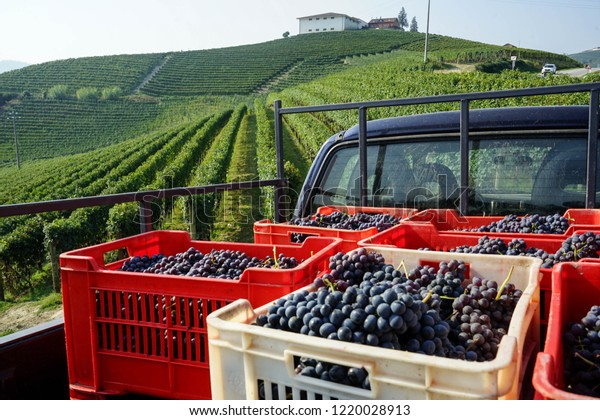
[368,17,399,24]
[297,12,364,23]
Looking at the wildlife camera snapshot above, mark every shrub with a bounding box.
[76,86,100,101]
[47,84,70,100]
[101,86,122,100]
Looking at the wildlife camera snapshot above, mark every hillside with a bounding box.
[570,47,600,67]
[0,31,580,166]
[0,29,597,317]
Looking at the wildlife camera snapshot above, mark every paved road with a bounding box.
[557,67,600,77]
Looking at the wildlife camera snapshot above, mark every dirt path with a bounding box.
[132,54,172,94]
[0,302,63,336]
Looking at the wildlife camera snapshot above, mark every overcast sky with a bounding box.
[1,0,598,65]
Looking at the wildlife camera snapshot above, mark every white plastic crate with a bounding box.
[207,248,541,400]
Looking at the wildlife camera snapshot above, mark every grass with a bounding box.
[38,292,63,310]
[211,111,262,242]
[0,329,16,337]
[0,264,63,337]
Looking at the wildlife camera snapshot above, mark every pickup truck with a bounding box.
[1,82,599,399]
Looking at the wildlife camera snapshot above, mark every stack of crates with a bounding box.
[254,205,416,253]
[533,261,600,400]
[60,230,341,399]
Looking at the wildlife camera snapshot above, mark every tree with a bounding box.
[282,31,290,38]
[410,16,418,32]
[398,7,408,31]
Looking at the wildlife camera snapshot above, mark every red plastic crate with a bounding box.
[254,205,416,253]
[60,230,341,400]
[405,208,600,238]
[532,261,600,400]
[358,224,600,327]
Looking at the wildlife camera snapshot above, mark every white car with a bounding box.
[541,64,557,75]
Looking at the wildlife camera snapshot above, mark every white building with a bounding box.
[297,13,368,34]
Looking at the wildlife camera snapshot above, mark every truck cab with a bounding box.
[295,105,597,217]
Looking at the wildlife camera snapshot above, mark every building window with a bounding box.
[316,28,319,31]
[331,27,334,30]
[309,18,312,21]
[323,28,327,31]
[331,17,335,19]
[308,29,312,32]
[316,17,320,20]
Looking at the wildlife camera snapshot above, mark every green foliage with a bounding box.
[0,53,165,94]
[106,202,141,240]
[569,49,600,68]
[76,86,100,101]
[0,95,165,163]
[398,7,408,30]
[284,160,302,209]
[0,217,45,299]
[476,60,539,73]
[253,98,277,219]
[141,31,427,96]
[0,92,17,106]
[101,86,122,100]
[38,292,62,310]
[47,84,70,100]
[187,105,246,238]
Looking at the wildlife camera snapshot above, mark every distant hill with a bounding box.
[0,60,29,74]
[570,47,600,67]
[0,30,584,164]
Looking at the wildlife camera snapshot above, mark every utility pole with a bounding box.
[7,111,21,169]
[424,0,431,63]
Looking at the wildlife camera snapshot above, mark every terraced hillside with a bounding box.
[0,31,581,165]
[0,53,165,94]
[0,29,594,306]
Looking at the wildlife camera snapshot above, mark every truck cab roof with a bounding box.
[340,105,590,141]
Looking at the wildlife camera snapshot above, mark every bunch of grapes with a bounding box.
[449,236,509,255]
[467,213,570,234]
[256,270,452,355]
[120,254,166,272]
[288,211,400,243]
[447,276,521,361]
[423,232,600,269]
[119,247,300,280]
[554,231,600,263]
[295,357,370,390]
[314,247,387,290]
[415,260,467,319]
[563,305,600,398]
[254,249,523,388]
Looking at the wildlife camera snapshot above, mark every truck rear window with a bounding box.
[309,134,595,215]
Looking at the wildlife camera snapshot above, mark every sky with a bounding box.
[1,0,599,65]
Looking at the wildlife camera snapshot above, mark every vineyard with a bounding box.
[0,28,596,324]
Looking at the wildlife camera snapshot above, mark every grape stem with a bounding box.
[495,265,515,301]
[422,289,433,303]
[273,246,280,269]
[574,351,599,369]
[396,260,409,278]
